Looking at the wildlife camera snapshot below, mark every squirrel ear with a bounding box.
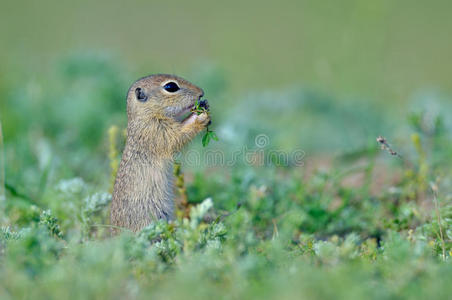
[135,87,148,102]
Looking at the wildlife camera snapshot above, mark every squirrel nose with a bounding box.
[198,89,204,99]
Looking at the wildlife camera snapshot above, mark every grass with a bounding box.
[0,55,451,299]
[0,120,5,204]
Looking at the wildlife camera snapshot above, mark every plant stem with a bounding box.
[0,120,5,203]
[108,125,121,193]
[432,185,446,261]
[174,162,190,218]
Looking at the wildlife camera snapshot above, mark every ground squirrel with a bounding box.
[110,74,210,233]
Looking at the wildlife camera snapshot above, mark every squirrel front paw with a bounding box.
[195,112,211,127]
[182,112,210,132]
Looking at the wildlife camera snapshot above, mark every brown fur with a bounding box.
[110,74,209,233]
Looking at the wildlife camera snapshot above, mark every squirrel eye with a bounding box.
[135,87,148,102]
[163,82,180,93]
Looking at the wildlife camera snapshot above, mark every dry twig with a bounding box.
[376,136,402,158]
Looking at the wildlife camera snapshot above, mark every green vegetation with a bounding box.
[191,99,218,147]
[0,55,451,299]
[1,0,452,298]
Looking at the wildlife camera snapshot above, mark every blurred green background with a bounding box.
[1,1,452,299]
[1,0,452,172]
[1,0,452,100]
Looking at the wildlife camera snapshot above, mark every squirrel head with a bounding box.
[126,74,204,123]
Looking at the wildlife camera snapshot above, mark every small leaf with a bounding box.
[210,131,219,141]
[202,132,211,147]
